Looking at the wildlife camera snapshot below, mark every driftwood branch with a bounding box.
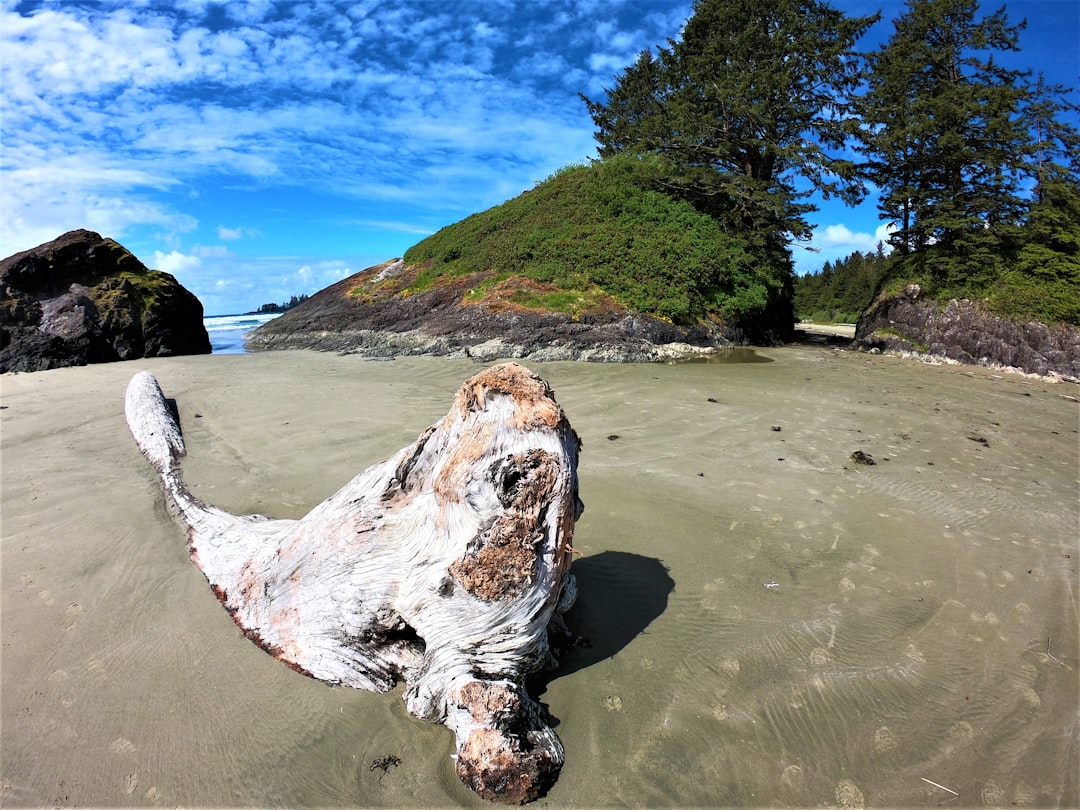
[126,363,583,804]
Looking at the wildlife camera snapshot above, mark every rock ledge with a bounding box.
[855,284,1080,379]
[1,230,210,373]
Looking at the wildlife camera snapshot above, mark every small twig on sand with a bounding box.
[1023,636,1070,668]
[1047,636,1067,667]
[921,777,959,797]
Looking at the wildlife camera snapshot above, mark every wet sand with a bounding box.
[2,347,1077,807]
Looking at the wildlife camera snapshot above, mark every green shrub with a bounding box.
[403,154,790,325]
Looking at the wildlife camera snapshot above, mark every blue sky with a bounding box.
[2,0,1077,315]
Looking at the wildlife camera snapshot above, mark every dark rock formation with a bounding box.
[247,259,787,362]
[1,230,211,373]
[856,284,1080,378]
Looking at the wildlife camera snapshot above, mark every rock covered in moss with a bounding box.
[1,230,211,372]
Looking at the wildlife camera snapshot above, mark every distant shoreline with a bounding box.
[794,322,857,339]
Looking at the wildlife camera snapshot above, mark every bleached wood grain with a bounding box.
[126,363,583,804]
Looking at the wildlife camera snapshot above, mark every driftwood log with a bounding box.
[125,363,583,804]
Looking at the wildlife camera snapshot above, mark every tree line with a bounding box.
[581,0,1080,324]
[793,248,893,323]
[254,293,309,314]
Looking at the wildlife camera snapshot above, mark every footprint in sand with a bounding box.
[949,720,975,743]
[719,657,741,676]
[125,773,138,794]
[904,644,926,663]
[603,695,623,712]
[834,778,865,809]
[38,590,55,607]
[781,764,805,789]
[809,647,830,666]
[1019,687,1041,709]
[873,725,897,753]
[109,738,136,756]
[980,780,1007,805]
[839,577,856,592]
[1013,782,1039,805]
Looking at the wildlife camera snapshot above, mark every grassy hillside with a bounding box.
[402,154,791,326]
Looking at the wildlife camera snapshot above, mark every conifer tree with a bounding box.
[857,0,1076,264]
[582,0,877,257]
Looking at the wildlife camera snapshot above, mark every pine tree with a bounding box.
[857,0,1067,264]
[582,0,878,254]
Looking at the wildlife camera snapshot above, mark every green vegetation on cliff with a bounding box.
[403,154,791,325]
[403,0,1079,334]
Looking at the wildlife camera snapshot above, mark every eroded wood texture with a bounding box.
[125,363,583,804]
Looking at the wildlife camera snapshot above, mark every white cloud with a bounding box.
[351,220,436,235]
[793,222,895,274]
[192,244,233,258]
[152,249,202,276]
[216,225,260,241]
[0,0,695,306]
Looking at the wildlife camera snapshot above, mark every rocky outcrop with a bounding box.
[1,230,211,373]
[856,284,1080,378]
[247,259,788,362]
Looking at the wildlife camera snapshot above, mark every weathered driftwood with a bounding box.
[125,363,583,804]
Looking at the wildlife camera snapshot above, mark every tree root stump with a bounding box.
[125,362,583,804]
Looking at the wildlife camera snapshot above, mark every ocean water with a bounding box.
[204,312,280,354]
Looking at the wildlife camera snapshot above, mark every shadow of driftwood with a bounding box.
[535,551,674,689]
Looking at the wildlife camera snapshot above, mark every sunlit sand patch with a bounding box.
[4,350,1078,807]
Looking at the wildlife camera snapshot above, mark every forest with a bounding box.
[581,0,1080,326]
[793,250,892,324]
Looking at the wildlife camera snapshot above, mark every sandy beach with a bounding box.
[2,346,1077,807]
